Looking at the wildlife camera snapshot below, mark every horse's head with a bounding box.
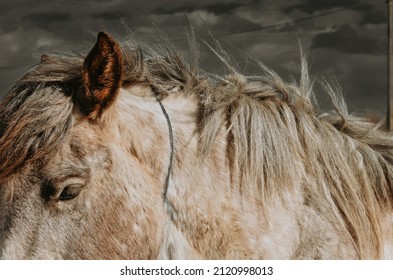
[0,32,170,259]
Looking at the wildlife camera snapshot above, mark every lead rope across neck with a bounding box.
[154,93,175,220]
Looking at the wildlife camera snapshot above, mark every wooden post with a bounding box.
[388,0,393,130]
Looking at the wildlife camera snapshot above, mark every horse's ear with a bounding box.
[40,54,51,63]
[76,31,123,120]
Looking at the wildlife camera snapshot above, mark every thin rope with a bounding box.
[154,93,175,218]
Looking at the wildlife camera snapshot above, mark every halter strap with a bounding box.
[154,93,175,220]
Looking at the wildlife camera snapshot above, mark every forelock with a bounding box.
[0,83,73,181]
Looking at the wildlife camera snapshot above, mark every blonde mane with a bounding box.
[129,38,393,259]
[125,39,393,258]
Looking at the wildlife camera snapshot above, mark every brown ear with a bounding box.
[76,31,123,120]
[40,54,51,63]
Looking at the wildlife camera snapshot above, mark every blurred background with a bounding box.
[0,0,387,120]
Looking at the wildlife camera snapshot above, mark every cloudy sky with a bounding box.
[0,0,387,117]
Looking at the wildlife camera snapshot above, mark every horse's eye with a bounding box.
[59,185,84,201]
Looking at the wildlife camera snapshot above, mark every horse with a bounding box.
[0,31,393,260]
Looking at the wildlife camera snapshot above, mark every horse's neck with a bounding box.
[106,86,199,184]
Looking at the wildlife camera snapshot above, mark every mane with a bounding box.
[132,40,393,258]
[1,35,393,259]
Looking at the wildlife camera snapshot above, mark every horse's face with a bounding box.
[0,32,166,259]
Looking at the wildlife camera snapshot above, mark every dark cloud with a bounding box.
[362,10,387,24]
[155,2,240,14]
[310,48,387,113]
[22,12,71,29]
[283,0,371,13]
[0,1,14,16]
[92,11,126,20]
[154,0,258,15]
[195,14,261,36]
[311,24,386,55]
